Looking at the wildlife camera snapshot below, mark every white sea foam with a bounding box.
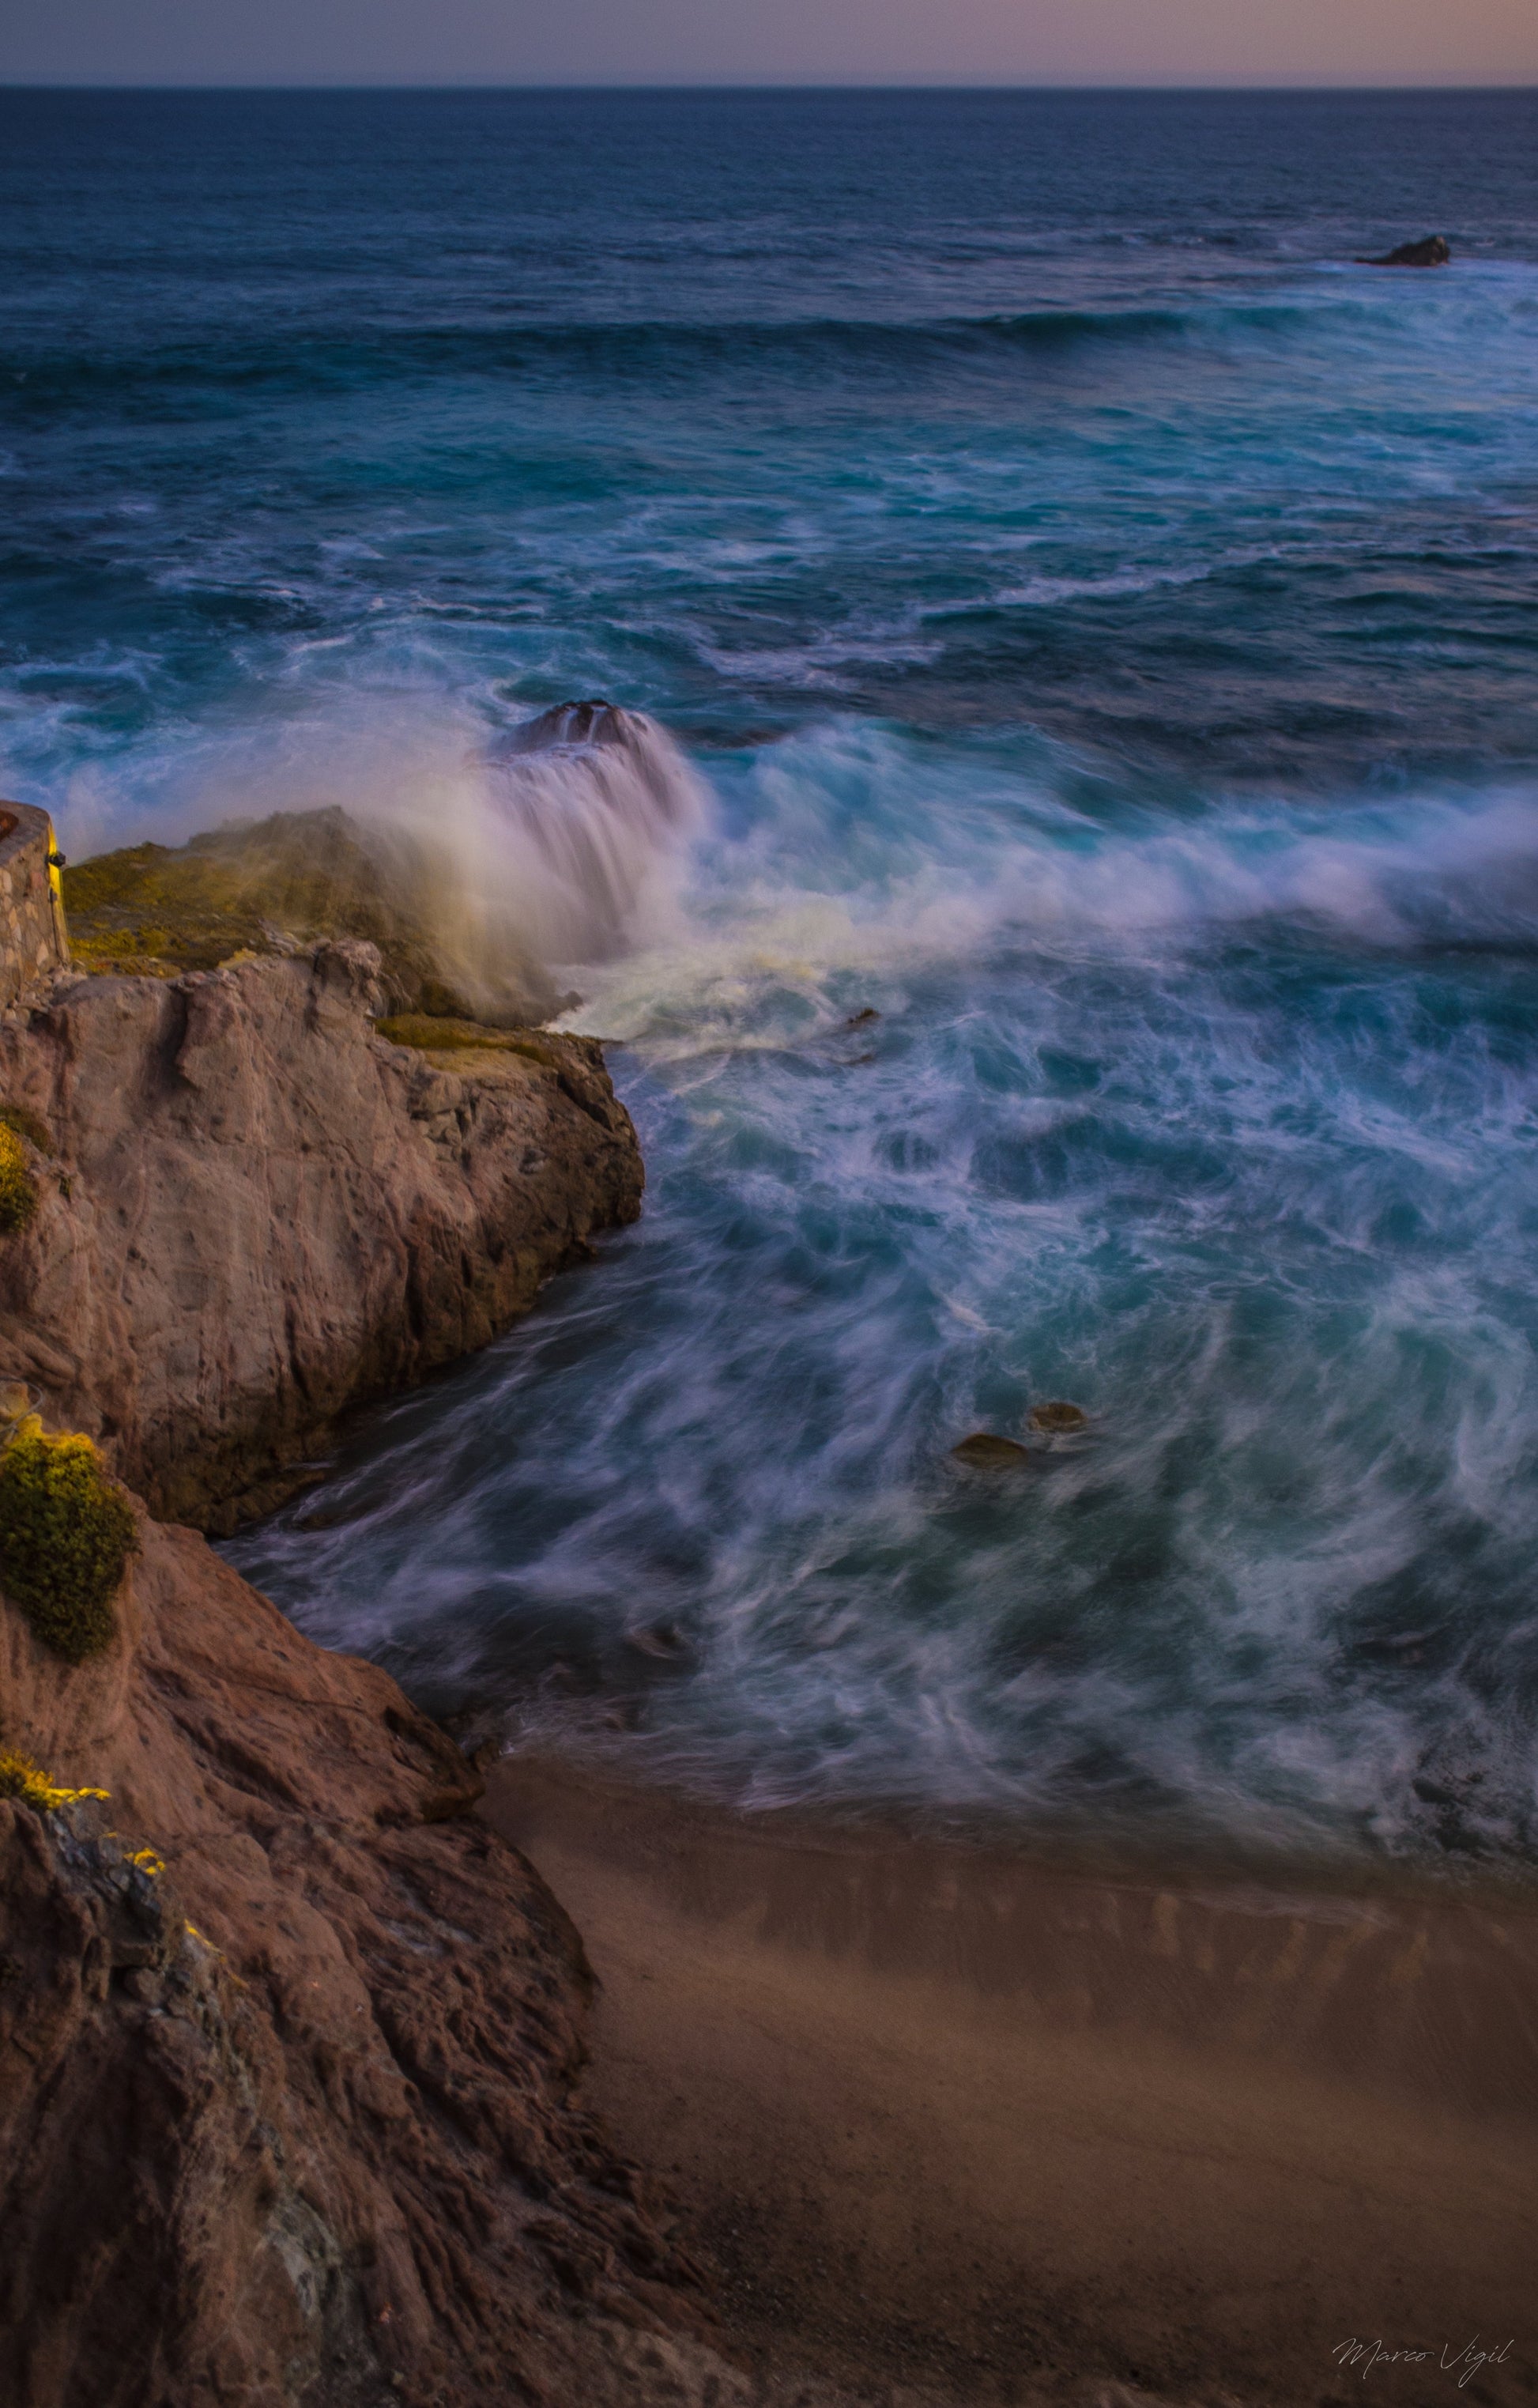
[558,722,1538,1052]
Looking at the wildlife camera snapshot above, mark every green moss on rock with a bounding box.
[0,1125,39,1236]
[62,812,418,982]
[0,1431,138,1663]
[375,1013,561,1069]
[60,806,546,1020]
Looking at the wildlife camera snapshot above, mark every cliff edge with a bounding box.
[0,941,642,1533]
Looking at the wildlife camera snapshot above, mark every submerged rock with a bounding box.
[1358,235,1450,267]
[626,1620,688,1659]
[1027,1400,1089,1436]
[952,1431,1036,1470]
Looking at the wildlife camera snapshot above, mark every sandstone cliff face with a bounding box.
[0,943,642,1532]
[0,802,70,1012]
[0,1512,694,2408]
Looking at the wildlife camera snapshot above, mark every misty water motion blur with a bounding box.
[345,695,707,1012]
[480,702,709,968]
[6,86,1538,1868]
[60,700,708,1018]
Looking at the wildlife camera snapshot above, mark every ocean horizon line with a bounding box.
[2,76,1536,94]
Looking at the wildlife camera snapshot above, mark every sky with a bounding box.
[2,0,1536,90]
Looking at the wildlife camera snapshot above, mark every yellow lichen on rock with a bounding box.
[0,1745,109,1811]
[0,1430,138,1663]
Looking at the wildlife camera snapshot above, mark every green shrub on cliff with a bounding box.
[0,1125,38,1236]
[0,1104,53,1157]
[0,1432,138,1663]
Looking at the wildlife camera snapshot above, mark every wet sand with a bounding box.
[484,1760,1538,2408]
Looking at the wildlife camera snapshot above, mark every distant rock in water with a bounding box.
[1358,235,1451,268]
[952,1431,1036,1470]
[1027,1400,1089,1436]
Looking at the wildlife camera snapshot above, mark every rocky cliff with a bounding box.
[0,938,722,2408]
[0,942,642,1533]
[1,1508,699,2408]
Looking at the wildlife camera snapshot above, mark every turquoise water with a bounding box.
[5,89,1538,1861]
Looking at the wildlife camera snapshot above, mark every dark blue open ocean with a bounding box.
[5,88,1538,1863]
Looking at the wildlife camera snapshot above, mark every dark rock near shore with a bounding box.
[1358,235,1450,267]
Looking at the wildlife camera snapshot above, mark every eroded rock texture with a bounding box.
[0,942,642,1531]
[0,1513,693,2408]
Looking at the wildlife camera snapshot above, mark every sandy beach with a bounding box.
[487,1760,1538,2408]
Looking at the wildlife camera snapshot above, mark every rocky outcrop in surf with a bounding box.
[480,699,707,968]
[500,697,635,753]
[0,871,706,2408]
[0,942,642,1533]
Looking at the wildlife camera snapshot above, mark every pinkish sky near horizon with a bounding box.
[2,0,1536,90]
